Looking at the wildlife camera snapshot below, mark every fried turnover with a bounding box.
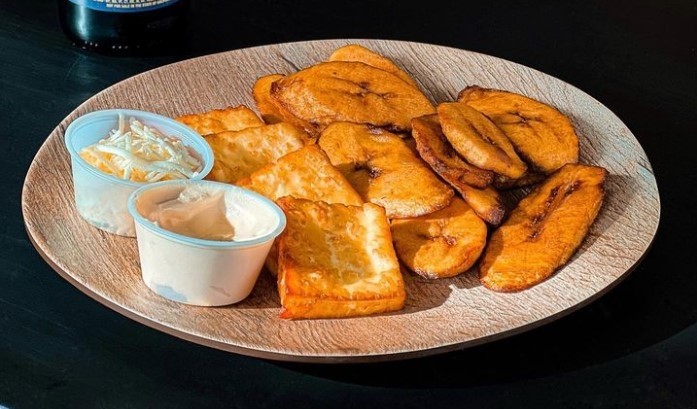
[236,144,362,205]
[328,44,420,88]
[458,86,579,174]
[271,61,435,136]
[437,102,527,179]
[203,123,307,183]
[479,163,607,292]
[176,105,264,135]
[391,198,487,279]
[252,74,286,125]
[411,114,494,189]
[276,197,406,319]
[237,145,363,275]
[318,122,453,218]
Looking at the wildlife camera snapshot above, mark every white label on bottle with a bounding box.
[68,0,180,13]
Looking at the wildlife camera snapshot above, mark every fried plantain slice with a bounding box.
[318,122,453,218]
[411,114,494,189]
[252,74,286,125]
[203,123,307,183]
[456,183,506,226]
[409,114,504,224]
[391,198,487,279]
[176,105,264,135]
[253,75,318,143]
[328,44,420,88]
[492,172,546,190]
[437,102,527,179]
[479,163,607,292]
[271,61,435,136]
[458,86,579,173]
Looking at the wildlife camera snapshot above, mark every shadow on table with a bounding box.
[270,222,694,388]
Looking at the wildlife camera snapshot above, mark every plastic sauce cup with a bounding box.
[127,180,286,306]
[64,109,213,237]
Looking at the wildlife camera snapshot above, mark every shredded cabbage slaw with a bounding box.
[80,114,202,182]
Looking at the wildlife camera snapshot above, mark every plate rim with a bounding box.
[21,38,661,363]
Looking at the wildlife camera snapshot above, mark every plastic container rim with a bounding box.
[64,108,214,187]
[127,179,287,249]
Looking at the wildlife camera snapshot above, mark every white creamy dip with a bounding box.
[139,184,278,242]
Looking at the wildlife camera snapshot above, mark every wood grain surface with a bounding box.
[21,39,660,362]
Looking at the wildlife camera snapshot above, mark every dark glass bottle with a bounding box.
[58,0,189,54]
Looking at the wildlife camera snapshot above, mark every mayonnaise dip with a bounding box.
[139,184,278,242]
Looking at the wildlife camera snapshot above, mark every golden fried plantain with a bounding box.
[458,86,579,173]
[391,198,487,279]
[456,183,507,226]
[203,123,307,183]
[318,122,453,218]
[409,114,504,224]
[479,163,607,292]
[411,114,494,189]
[271,61,435,136]
[252,76,320,137]
[328,44,420,88]
[437,102,527,179]
[277,197,405,319]
[176,105,264,135]
[252,74,286,125]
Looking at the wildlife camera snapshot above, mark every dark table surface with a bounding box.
[2,1,696,408]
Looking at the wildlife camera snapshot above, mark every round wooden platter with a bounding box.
[22,39,660,363]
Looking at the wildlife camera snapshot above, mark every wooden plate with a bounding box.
[21,39,660,362]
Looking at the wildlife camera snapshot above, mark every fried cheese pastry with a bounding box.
[236,144,362,206]
[203,123,307,183]
[237,145,363,275]
[176,105,264,135]
[479,163,607,292]
[276,197,405,319]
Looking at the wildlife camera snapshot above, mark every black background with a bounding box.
[2,1,696,408]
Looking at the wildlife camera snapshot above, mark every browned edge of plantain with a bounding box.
[411,114,494,189]
[492,172,546,190]
[456,184,506,226]
[252,74,286,125]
